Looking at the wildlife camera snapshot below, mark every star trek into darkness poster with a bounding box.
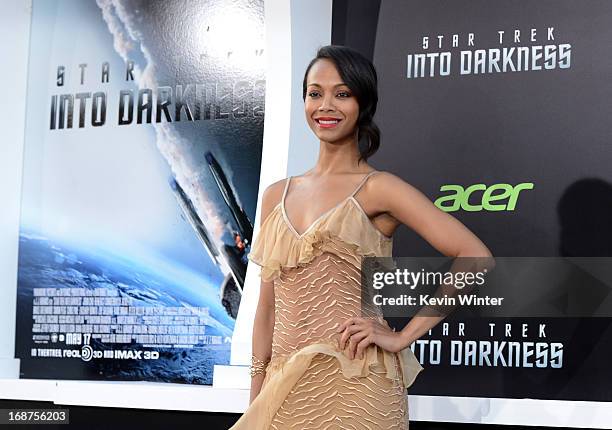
[15,0,265,385]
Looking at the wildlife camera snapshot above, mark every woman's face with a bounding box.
[304,58,359,144]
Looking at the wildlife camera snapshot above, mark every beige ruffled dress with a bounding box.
[231,171,423,429]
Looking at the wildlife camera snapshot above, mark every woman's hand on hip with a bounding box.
[336,317,406,359]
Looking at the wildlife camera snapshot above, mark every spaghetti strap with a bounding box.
[350,170,379,197]
[282,176,292,205]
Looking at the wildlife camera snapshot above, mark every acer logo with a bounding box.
[434,183,534,212]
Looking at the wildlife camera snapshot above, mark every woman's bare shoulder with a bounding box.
[367,171,429,211]
[371,170,419,189]
[258,178,288,222]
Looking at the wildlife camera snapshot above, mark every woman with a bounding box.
[230,45,492,429]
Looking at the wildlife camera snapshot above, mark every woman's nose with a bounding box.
[318,94,336,111]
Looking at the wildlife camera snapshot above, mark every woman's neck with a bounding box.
[309,137,370,175]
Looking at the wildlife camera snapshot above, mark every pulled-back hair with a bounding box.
[302,45,380,164]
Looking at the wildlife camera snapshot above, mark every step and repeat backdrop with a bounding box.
[15,0,264,385]
[333,0,612,401]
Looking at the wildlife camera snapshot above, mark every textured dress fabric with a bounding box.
[230,171,423,430]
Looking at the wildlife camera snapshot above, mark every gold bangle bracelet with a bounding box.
[249,354,270,378]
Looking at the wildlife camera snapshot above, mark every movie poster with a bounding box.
[15,0,265,384]
[333,0,612,401]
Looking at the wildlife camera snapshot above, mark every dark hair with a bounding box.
[302,45,380,164]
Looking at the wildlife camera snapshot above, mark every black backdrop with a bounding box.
[333,0,612,401]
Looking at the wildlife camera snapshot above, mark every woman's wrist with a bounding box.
[249,354,270,378]
[397,329,415,351]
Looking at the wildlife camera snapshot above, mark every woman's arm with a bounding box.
[376,172,492,258]
[376,173,493,348]
[248,181,283,404]
[339,172,493,358]
[249,277,274,404]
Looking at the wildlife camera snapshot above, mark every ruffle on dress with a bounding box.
[230,338,424,430]
[247,198,394,282]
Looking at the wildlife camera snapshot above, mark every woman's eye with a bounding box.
[337,91,351,98]
[308,91,320,98]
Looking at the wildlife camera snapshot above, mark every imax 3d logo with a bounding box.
[434,183,534,212]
